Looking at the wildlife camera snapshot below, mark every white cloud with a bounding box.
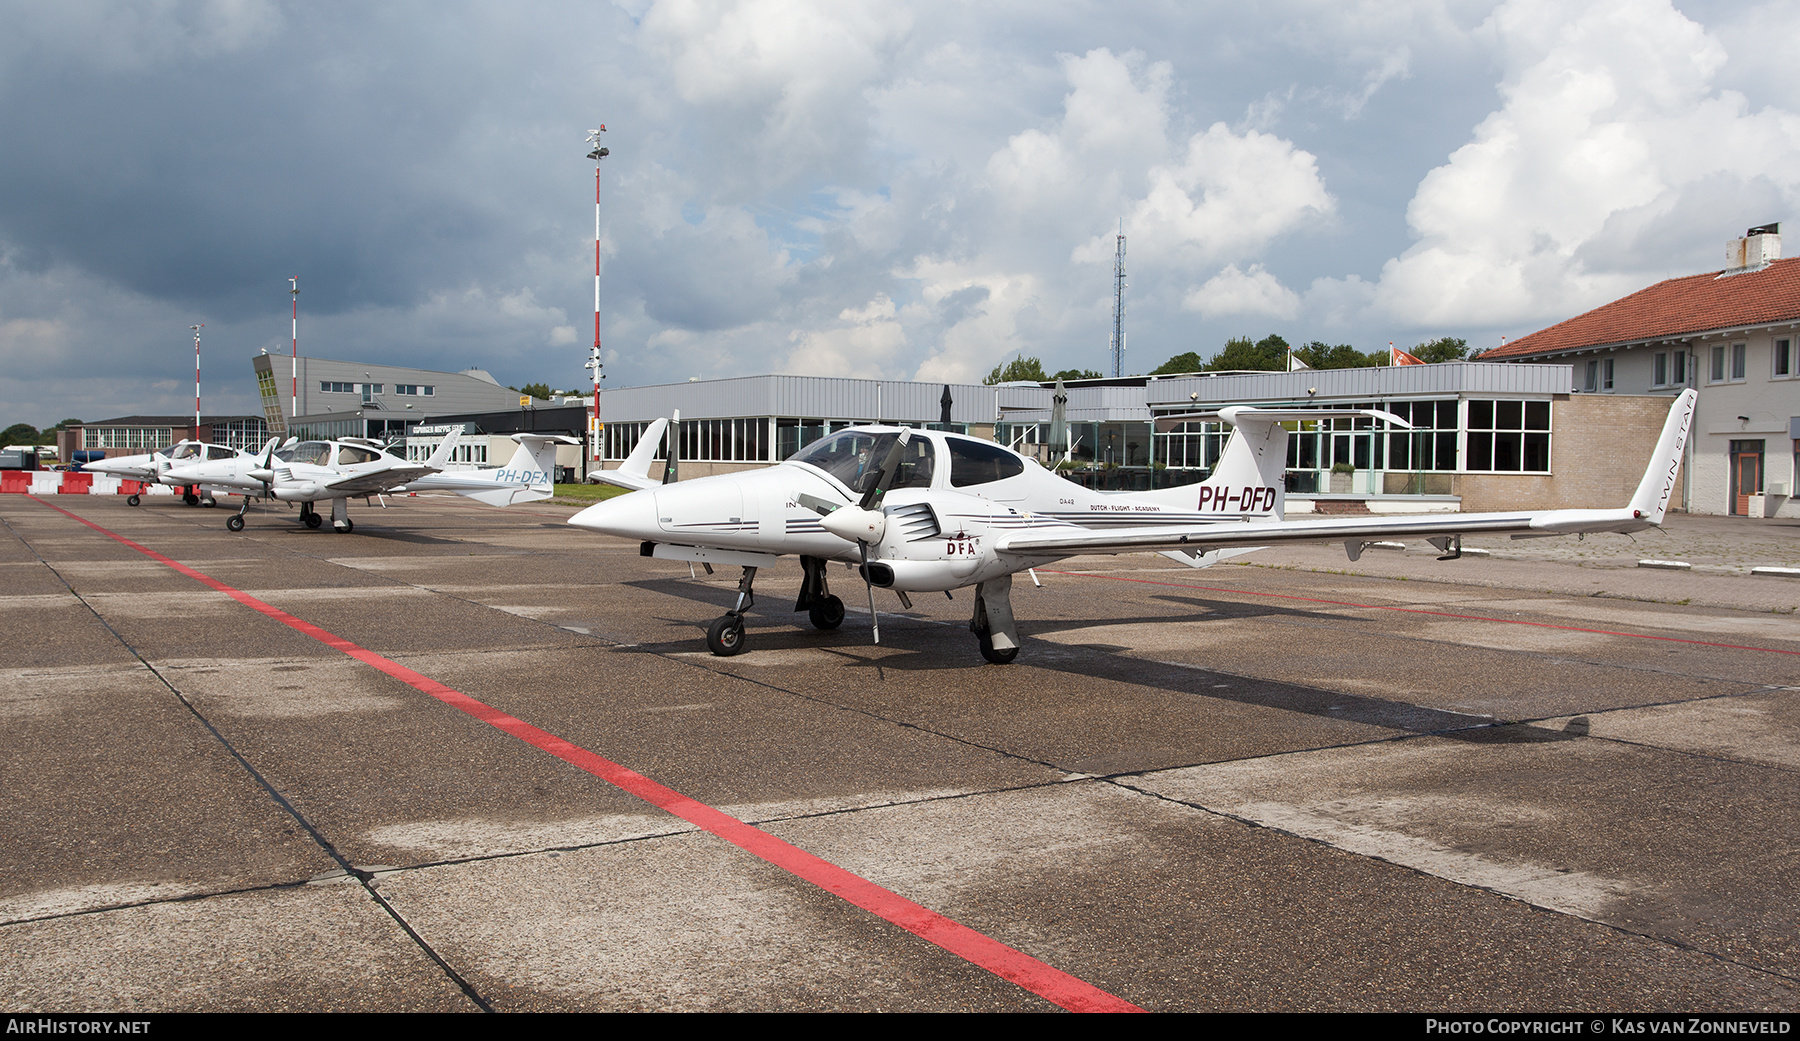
[906,260,1041,385]
[1102,122,1335,268]
[781,294,906,377]
[1184,264,1301,320]
[1370,0,1800,328]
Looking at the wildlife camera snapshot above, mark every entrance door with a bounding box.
[1730,440,1764,516]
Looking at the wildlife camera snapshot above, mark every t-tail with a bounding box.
[460,434,573,507]
[1137,406,1409,521]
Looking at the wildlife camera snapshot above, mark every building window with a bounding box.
[1653,350,1689,387]
[394,385,435,396]
[1710,345,1726,382]
[83,427,173,451]
[1732,343,1747,381]
[321,381,355,393]
[1774,339,1793,379]
[1582,359,1614,392]
[1466,398,1551,473]
[1584,360,1598,392]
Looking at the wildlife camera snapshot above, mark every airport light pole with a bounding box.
[191,324,203,435]
[290,277,300,433]
[585,128,610,464]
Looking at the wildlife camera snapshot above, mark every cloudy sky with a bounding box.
[3,0,1797,427]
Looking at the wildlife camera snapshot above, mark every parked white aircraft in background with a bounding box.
[164,432,574,532]
[572,390,1696,664]
[82,440,259,507]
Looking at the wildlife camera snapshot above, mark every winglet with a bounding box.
[589,417,669,492]
[424,429,462,470]
[1627,388,1696,525]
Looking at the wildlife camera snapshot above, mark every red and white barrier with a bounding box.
[0,474,169,495]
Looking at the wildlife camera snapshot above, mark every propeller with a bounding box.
[246,436,281,493]
[662,410,680,484]
[803,431,911,643]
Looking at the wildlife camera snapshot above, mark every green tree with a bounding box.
[1293,341,1384,369]
[1412,337,1469,364]
[1206,333,1289,371]
[1149,352,1206,375]
[512,382,554,400]
[1050,368,1103,381]
[983,355,1049,384]
[2,423,39,445]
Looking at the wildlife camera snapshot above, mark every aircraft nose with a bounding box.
[569,489,660,541]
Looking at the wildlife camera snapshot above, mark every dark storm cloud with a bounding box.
[1,1,1795,426]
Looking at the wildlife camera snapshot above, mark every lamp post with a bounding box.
[585,127,609,465]
[290,277,299,433]
[191,323,203,435]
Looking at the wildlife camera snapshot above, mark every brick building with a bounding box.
[1480,226,1798,518]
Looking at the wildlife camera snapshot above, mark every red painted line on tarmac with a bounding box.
[1042,569,1800,656]
[32,497,1141,1014]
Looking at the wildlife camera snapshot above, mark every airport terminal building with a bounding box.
[585,365,1678,514]
[251,353,550,442]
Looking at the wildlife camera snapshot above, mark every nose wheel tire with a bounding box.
[978,631,1019,665]
[808,594,845,631]
[707,615,747,656]
[126,494,140,507]
[226,515,245,532]
[303,512,323,529]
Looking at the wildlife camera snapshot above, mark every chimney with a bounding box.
[1726,222,1782,272]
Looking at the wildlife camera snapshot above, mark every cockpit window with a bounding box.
[277,441,331,466]
[946,436,1024,487]
[336,446,380,466]
[206,445,236,460]
[169,443,203,461]
[789,430,934,493]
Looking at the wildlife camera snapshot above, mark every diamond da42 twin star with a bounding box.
[570,390,1696,664]
[165,429,576,533]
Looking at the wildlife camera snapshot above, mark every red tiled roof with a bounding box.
[1478,256,1800,360]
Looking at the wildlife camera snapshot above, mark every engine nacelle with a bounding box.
[860,488,1053,592]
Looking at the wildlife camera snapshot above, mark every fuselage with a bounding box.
[570,427,1235,590]
[84,440,251,485]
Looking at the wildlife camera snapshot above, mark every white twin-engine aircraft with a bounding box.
[572,390,1696,665]
[165,430,575,532]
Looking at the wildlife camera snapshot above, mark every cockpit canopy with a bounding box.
[788,429,1026,492]
[277,441,385,467]
[789,430,935,493]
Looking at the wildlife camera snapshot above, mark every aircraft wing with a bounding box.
[999,388,1696,560]
[996,507,1619,558]
[317,465,436,497]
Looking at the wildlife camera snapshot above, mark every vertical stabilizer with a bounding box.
[1627,389,1696,524]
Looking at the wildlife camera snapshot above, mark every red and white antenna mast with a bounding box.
[289,277,299,433]
[584,127,609,462]
[191,324,203,434]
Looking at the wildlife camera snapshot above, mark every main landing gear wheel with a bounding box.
[707,615,746,656]
[808,594,845,631]
[303,511,323,529]
[182,491,199,506]
[334,519,354,534]
[126,494,140,507]
[200,496,217,508]
[977,630,1019,665]
[226,515,245,532]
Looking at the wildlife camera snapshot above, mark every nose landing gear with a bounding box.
[705,566,757,656]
